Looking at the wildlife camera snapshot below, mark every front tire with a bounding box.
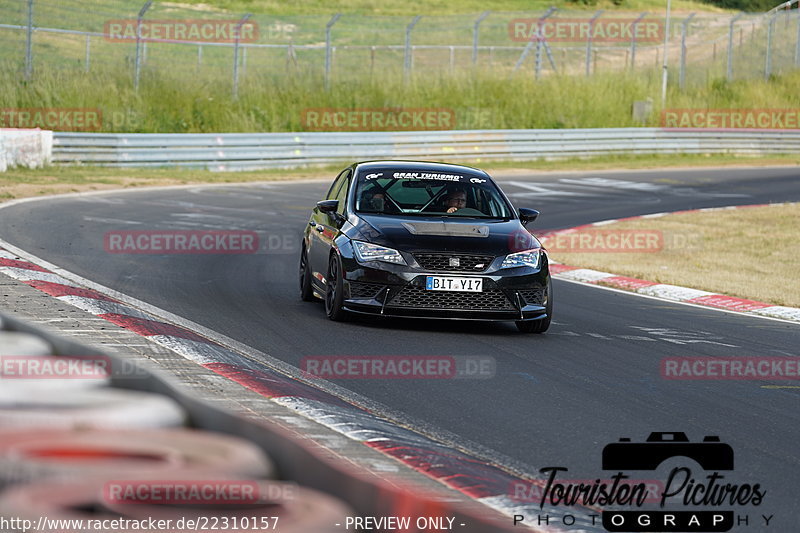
[299,245,316,302]
[325,254,348,321]
[515,278,552,334]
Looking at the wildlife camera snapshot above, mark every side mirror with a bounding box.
[317,200,339,213]
[317,199,345,224]
[519,208,539,226]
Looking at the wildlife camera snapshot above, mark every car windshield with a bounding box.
[354,169,513,219]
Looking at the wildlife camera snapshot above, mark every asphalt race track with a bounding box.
[2,166,799,526]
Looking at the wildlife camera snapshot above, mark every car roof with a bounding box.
[353,160,491,179]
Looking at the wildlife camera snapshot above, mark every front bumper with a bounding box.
[340,257,550,322]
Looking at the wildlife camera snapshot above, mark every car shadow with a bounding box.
[349,313,523,336]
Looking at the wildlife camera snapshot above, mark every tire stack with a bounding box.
[0,325,352,532]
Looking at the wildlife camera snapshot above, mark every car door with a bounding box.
[308,169,351,280]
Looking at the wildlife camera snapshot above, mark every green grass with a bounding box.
[552,203,800,307]
[0,0,730,26]
[3,62,800,132]
[0,0,795,135]
[172,0,729,15]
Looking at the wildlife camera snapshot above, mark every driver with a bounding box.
[443,187,467,213]
[360,187,387,212]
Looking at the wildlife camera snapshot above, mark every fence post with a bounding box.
[726,13,743,80]
[795,10,800,66]
[405,15,422,81]
[535,8,557,79]
[197,45,202,70]
[232,13,252,99]
[449,46,455,72]
[679,13,695,89]
[472,11,491,66]
[24,0,33,80]
[134,0,152,91]
[765,13,776,79]
[325,13,341,91]
[84,35,91,73]
[287,41,297,71]
[512,7,556,77]
[586,10,603,76]
[630,12,647,70]
[660,0,672,107]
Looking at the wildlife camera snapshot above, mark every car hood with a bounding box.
[351,214,541,255]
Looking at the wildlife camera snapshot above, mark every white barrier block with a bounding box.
[0,129,53,171]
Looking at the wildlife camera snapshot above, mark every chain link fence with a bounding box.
[1,0,799,96]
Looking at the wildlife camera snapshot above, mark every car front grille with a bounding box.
[518,287,546,305]
[348,281,384,299]
[413,253,494,273]
[387,286,515,311]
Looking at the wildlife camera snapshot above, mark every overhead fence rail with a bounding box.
[51,128,800,170]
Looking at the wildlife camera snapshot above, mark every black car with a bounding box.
[299,161,552,333]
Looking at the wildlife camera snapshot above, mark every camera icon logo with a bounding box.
[602,432,734,471]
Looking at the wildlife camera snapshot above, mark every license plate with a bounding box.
[425,276,483,292]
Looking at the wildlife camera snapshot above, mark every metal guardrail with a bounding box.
[52,128,800,170]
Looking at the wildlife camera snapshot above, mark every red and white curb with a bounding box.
[543,203,800,323]
[0,247,592,532]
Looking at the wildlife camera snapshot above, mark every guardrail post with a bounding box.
[726,13,743,80]
[325,14,341,91]
[679,13,695,89]
[24,0,33,80]
[765,12,776,79]
[134,0,152,91]
[232,13,252,100]
[472,11,491,66]
[84,35,91,73]
[630,12,647,70]
[405,15,422,82]
[586,10,603,76]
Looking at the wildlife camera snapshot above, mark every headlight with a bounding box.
[353,241,407,265]
[501,248,541,269]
